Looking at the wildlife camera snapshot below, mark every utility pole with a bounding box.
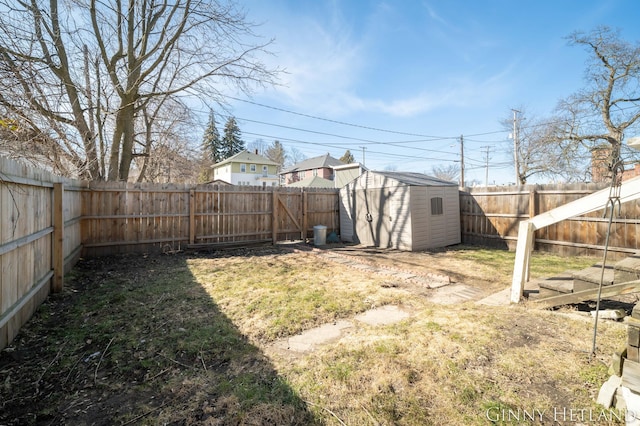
[481,146,491,186]
[459,135,465,188]
[359,146,366,167]
[512,109,520,184]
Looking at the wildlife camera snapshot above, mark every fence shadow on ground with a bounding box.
[0,253,317,425]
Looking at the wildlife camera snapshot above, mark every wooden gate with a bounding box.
[182,185,339,249]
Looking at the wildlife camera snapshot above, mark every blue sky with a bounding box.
[210,0,640,185]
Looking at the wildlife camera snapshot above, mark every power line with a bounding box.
[223,95,456,139]
[241,131,458,163]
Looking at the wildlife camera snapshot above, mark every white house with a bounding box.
[211,150,280,187]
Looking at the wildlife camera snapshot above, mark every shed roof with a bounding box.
[282,153,344,173]
[373,171,458,187]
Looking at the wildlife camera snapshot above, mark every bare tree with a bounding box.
[265,140,285,172]
[502,108,591,183]
[430,164,459,183]
[133,97,199,183]
[247,138,268,156]
[0,0,277,181]
[555,26,640,181]
[287,147,306,166]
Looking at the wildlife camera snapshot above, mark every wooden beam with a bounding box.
[533,279,640,308]
[52,183,64,293]
[529,175,640,230]
[510,220,534,303]
[510,175,640,303]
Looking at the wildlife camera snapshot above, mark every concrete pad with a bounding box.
[477,279,542,306]
[476,287,511,306]
[354,305,411,326]
[276,320,353,353]
[427,284,484,305]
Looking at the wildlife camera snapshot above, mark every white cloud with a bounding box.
[252,2,516,119]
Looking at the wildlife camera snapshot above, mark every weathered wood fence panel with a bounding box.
[0,157,85,348]
[82,183,340,256]
[460,182,640,257]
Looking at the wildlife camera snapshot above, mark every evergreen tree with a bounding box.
[222,117,245,158]
[339,149,355,164]
[202,109,222,162]
[265,140,286,172]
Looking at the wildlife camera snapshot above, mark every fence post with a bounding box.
[189,189,195,245]
[52,183,64,293]
[272,190,279,244]
[302,189,308,241]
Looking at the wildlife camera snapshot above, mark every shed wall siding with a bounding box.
[409,186,430,251]
[338,185,354,242]
[389,185,413,250]
[445,190,461,244]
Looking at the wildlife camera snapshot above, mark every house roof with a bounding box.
[286,176,335,188]
[281,153,345,174]
[212,150,280,168]
[373,171,458,186]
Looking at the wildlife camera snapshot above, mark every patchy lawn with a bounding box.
[0,244,628,425]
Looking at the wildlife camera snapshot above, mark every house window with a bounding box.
[300,171,306,179]
[262,165,268,176]
[250,164,256,172]
[240,163,246,172]
[313,168,318,177]
[430,197,444,215]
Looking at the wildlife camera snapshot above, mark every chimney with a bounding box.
[255,149,258,155]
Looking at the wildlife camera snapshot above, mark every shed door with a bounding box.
[354,188,392,247]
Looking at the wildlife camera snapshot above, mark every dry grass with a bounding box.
[268,300,625,425]
[0,244,628,425]
[188,249,408,343]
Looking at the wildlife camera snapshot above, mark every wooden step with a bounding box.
[573,264,615,292]
[615,255,640,284]
[530,272,575,299]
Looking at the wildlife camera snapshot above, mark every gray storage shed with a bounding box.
[339,171,460,251]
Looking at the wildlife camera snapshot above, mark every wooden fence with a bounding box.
[81,182,339,256]
[8,154,640,350]
[0,157,339,349]
[0,157,85,348]
[460,182,640,257]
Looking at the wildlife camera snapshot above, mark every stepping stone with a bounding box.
[275,320,353,353]
[354,305,411,326]
[269,305,412,354]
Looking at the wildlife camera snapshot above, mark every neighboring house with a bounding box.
[332,163,367,188]
[281,153,344,185]
[339,171,460,251]
[211,150,280,187]
[592,145,640,182]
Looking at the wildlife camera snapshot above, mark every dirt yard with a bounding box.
[0,243,629,425]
